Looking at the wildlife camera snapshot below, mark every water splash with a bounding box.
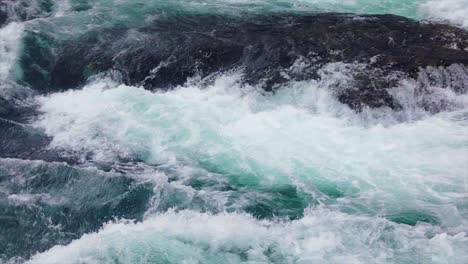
[26,209,468,264]
[34,69,468,230]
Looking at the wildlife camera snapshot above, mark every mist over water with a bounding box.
[1,0,468,263]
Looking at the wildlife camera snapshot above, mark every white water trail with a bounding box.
[0,22,24,81]
[53,0,71,17]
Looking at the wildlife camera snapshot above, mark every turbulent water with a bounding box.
[1,0,468,263]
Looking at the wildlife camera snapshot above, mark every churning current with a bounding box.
[0,0,468,263]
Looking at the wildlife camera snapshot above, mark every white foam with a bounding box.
[0,22,23,80]
[34,70,468,224]
[26,209,468,264]
[53,0,71,18]
[419,0,468,29]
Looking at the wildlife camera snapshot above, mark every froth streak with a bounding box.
[26,209,468,264]
[0,22,23,80]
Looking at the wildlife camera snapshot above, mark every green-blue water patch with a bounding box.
[386,210,440,226]
[0,159,154,260]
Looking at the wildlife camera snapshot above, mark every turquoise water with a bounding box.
[1,0,468,263]
[52,0,466,24]
[28,0,468,33]
[29,70,468,263]
[26,209,468,264]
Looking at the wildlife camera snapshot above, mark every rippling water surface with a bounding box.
[1,0,467,263]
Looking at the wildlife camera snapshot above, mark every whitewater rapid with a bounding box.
[26,69,468,263]
[26,209,468,264]
[1,0,468,263]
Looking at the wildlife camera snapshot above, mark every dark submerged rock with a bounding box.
[20,13,468,110]
[0,9,7,27]
[0,119,63,162]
